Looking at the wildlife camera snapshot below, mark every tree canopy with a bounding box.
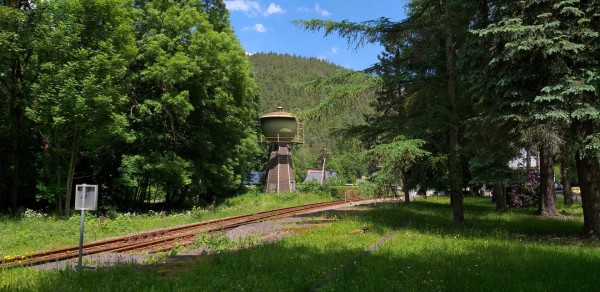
[0,0,258,214]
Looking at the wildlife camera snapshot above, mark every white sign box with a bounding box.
[75,184,98,211]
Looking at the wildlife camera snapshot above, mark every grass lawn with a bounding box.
[2,196,599,291]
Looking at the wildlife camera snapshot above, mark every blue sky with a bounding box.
[224,0,407,71]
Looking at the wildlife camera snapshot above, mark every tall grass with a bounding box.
[2,197,599,291]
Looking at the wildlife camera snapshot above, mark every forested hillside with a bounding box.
[248,53,374,182]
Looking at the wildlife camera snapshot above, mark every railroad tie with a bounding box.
[312,229,398,291]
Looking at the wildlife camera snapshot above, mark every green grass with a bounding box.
[0,192,332,257]
[2,196,599,291]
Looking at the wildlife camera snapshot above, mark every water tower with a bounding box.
[259,107,303,193]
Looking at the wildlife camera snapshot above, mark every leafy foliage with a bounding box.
[0,0,258,213]
[365,137,430,195]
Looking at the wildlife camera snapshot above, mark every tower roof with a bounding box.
[259,106,295,119]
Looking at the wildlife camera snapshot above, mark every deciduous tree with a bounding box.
[27,0,136,215]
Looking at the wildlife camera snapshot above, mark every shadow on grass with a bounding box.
[362,198,586,238]
[295,198,589,248]
[29,227,600,291]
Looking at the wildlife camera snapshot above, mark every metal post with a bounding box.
[277,134,280,193]
[78,184,86,269]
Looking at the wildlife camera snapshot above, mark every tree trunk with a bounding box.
[572,118,600,237]
[0,138,3,210]
[538,143,558,216]
[56,157,62,213]
[175,185,188,206]
[8,76,24,210]
[575,151,600,237]
[63,129,80,217]
[8,120,20,209]
[494,184,507,211]
[402,182,410,205]
[445,0,464,224]
[561,147,573,207]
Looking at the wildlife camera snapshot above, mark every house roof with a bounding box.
[304,169,337,184]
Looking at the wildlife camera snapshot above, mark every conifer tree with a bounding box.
[478,0,600,233]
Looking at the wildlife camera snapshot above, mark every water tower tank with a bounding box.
[259,107,300,144]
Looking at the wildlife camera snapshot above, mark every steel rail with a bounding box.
[0,198,368,269]
[113,198,361,254]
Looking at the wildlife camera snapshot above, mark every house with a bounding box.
[303,168,337,184]
[508,149,538,169]
[243,171,264,186]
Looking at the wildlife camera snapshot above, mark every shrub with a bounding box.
[22,209,48,220]
[191,206,210,220]
[357,181,376,197]
[506,185,534,208]
[297,180,328,194]
[330,186,360,199]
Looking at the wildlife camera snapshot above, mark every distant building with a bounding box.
[243,171,264,186]
[303,168,337,184]
[508,149,538,169]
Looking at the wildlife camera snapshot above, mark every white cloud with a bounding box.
[254,23,267,32]
[243,23,267,33]
[315,4,331,17]
[297,6,311,13]
[264,3,284,16]
[331,47,339,54]
[225,0,261,17]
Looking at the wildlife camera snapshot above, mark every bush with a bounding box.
[357,181,376,197]
[297,180,329,194]
[191,206,209,220]
[22,209,48,220]
[297,177,345,194]
[330,186,360,199]
[506,185,536,208]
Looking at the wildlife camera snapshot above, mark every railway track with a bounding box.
[0,198,371,269]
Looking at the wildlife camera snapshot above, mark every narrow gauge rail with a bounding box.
[0,198,369,269]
